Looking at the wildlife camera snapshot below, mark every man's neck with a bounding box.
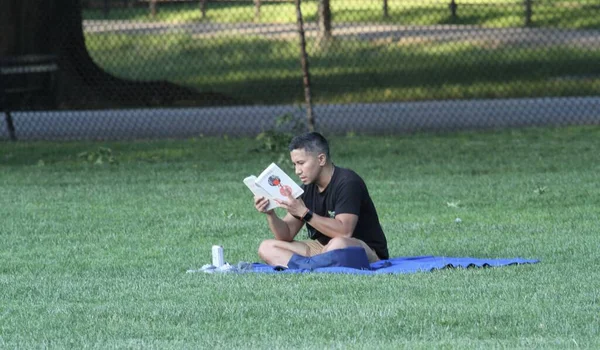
[316,163,335,192]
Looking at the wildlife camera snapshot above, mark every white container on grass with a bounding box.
[212,245,225,267]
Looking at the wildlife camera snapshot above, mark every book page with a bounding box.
[243,175,278,211]
[254,163,304,203]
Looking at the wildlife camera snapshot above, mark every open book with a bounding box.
[244,163,304,211]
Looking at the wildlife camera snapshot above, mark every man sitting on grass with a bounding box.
[254,132,389,267]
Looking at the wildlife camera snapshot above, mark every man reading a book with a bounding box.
[254,132,389,267]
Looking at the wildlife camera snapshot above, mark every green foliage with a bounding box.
[255,112,306,162]
[77,147,118,165]
[534,184,548,195]
[254,130,288,153]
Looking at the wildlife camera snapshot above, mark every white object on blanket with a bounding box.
[186,262,254,274]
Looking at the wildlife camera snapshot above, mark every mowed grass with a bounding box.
[82,1,600,105]
[85,33,600,105]
[1,126,600,348]
[83,0,600,29]
[82,0,600,106]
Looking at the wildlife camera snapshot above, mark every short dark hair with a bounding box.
[288,132,330,160]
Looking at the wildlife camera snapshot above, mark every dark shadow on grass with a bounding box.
[534,5,600,29]
[87,30,600,106]
[200,48,600,104]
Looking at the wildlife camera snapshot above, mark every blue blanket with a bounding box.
[249,247,539,275]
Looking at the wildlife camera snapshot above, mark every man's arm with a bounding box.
[265,211,305,242]
[255,196,304,242]
[274,194,359,239]
[303,212,358,239]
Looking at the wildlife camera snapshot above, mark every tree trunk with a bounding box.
[316,0,332,45]
[383,0,389,18]
[0,0,233,110]
[254,0,261,22]
[200,0,207,19]
[0,0,53,56]
[524,0,533,27]
[449,0,458,21]
[150,0,158,18]
[1,0,57,111]
[103,0,110,18]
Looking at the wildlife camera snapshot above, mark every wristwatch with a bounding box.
[302,210,313,223]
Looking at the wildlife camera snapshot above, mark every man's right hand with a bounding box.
[254,196,274,214]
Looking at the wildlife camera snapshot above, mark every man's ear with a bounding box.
[318,153,327,166]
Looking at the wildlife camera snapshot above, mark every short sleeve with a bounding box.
[333,179,363,216]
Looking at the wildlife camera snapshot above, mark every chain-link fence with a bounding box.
[2,0,600,140]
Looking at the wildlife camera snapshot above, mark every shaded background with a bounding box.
[2,0,600,139]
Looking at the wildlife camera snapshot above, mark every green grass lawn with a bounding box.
[84,0,600,29]
[1,126,600,348]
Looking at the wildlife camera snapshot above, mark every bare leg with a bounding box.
[323,237,380,263]
[258,239,311,267]
[322,237,363,251]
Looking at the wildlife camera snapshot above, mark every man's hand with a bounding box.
[274,188,308,219]
[254,196,274,214]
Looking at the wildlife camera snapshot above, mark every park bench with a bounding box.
[0,54,59,141]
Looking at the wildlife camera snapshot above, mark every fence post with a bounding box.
[449,0,458,20]
[524,0,533,26]
[294,0,316,132]
[383,0,389,18]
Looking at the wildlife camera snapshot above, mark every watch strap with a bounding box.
[302,210,313,223]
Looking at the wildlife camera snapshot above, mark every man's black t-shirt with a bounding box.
[300,166,389,260]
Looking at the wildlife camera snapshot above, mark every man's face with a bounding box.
[290,148,323,184]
